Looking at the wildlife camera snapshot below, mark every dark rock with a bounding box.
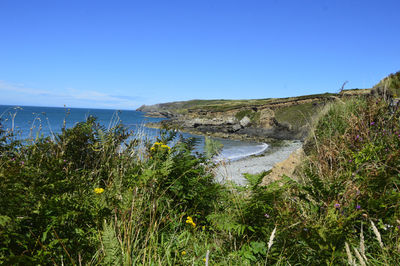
[231,124,242,132]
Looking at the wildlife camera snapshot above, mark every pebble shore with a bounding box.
[213,140,303,186]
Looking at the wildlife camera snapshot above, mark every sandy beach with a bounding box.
[213,140,303,186]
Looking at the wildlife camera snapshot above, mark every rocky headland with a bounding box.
[137,89,370,142]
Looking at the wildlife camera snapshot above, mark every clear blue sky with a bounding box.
[0,0,399,109]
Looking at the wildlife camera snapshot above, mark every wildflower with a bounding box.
[202,225,206,230]
[150,142,170,152]
[185,216,196,228]
[334,203,340,209]
[383,224,393,230]
[150,142,161,152]
[349,159,352,163]
[356,205,361,210]
[264,213,270,219]
[181,251,186,256]
[203,258,207,262]
[161,144,171,150]
[21,161,24,165]
[370,122,375,125]
[94,188,104,194]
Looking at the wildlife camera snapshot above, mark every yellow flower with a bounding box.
[185,216,196,228]
[150,142,170,152]
[161,144,171,150]
[181,251,186,255]
[94,188,104,194]
[203,258,207,262]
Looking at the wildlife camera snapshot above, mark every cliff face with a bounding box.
[138,90,370,141]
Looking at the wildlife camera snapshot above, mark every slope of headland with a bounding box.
[137,89,370,142]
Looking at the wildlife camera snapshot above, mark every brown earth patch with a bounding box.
[260,147,304,185]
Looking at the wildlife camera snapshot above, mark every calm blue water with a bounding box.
[0,105,268,161]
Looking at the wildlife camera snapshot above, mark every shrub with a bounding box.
[0,118,222,264]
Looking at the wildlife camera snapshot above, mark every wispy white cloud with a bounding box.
[0,80,145,109]
[0,81,54,96]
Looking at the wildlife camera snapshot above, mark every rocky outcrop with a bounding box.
[259,108,275,129]
[148,106,309,142]
[138,90,370,142]
[144,111,176,118]
[239,116,251,127]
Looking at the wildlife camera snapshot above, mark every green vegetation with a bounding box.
[145,92,339,114]
[373,71,400,98]
[184,93,335,113]
[235,109,260,124]
[0,118,220,264]
[204,136,223,159]
[275,102,316,129]
[1,94,400,264]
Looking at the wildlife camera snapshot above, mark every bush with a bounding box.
[0,118,222,264]
[294,96,400,263]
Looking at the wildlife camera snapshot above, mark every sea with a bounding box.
[0,105,268,161]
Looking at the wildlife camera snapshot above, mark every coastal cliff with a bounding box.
[137,89,370,141]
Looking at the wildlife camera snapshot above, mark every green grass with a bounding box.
[150,92,339,114]
[373,70,400,98]
[235,109,260,123]
[274,102,317,128]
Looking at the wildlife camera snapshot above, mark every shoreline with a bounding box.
[144,121,304,185]
[213,140,303,186]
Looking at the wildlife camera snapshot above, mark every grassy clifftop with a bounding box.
[138,91,368,114]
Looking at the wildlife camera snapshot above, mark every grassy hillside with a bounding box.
[139,90,374,114]
[274,101,315,128]
[140,92,340,113]
[373,71,400,98]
